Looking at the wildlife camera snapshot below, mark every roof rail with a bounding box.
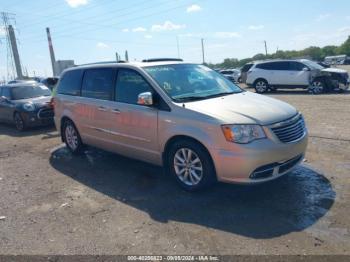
[142,58,183,63]
[77,61,126,66]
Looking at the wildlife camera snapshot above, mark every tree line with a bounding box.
[207,36,350,69]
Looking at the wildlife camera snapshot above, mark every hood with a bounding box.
[183,91,298,125]
[15,96,52,108]
[321,68,348,74]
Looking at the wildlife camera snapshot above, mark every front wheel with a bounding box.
[309,80,324,94]
[166,140,216,191]
[62,120,83,154]
[14,112,26,131]
[254,79,269,93]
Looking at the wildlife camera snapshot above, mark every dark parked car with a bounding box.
[40,77,59,90]
[0,83,54,131]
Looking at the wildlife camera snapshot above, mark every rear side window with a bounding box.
[115,69,153,105]
[256,63,273,70]
[81,68,115,100]
[57,69,83,96]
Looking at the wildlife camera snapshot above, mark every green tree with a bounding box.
[337,36,350,55]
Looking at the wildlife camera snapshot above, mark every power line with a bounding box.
[19,0,187,41]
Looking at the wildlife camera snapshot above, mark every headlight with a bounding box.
[23,102,35,111]
[221,124,266,144]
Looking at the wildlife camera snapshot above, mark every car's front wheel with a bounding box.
[14,112,26,131]
[309,79,324,94]
[254,79,269,93]
[166,139,216,191]
[62,120,83,154]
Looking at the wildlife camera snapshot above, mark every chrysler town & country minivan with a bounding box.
[53,59,308,191]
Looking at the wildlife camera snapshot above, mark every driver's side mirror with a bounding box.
[302,67,310,71]
[0,96,10,103]
[137,92,153,106]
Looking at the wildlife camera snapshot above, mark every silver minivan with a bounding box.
[54,59,308,191]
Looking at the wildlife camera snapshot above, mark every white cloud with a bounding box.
[122,28,129,32]
[132,27,147,32]
[316,13,331,21]
[186,4,201,13]
[151,21,186,32]
[144,34,153,39]
[65,0,88,8]
[214,32,241,38]
[248,25,264,30]
[96,42,109,49]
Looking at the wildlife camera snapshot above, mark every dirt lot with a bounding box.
[0,89,350,255]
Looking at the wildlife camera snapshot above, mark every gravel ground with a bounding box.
[0,89,349,255]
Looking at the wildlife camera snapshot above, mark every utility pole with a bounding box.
[201,38,205,64]
[46,28,56,76]
[264,40,268,56]
[8,25,23,79]
[116,52,119,62]
[125,50,129,62]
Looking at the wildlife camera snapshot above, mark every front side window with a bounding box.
[144,64,242,102]
[11,85,51,100]
[289,62,305,71]
[115,69,153,105]
[81,68,114,100]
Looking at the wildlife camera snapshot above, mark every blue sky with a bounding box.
[1,0,350,78]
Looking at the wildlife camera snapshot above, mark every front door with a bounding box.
[106,68,159,163]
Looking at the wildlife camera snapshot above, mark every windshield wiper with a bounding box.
[174,91,238,102]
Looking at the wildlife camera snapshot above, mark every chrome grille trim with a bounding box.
[270,114,306,143]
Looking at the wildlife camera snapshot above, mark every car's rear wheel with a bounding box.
[254,79,269,93]
[166,139,216,191]
[14,112,26,131]
[63,120,83,154]
[309,80,324,94]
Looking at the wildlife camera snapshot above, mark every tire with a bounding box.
[238,77,242,83]
[62,120,84,154]
[309,79,324,94]
[165,139,217,191]
[14,112,26,131]
[254,79,269,93]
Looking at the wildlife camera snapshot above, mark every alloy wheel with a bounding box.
[173,148,203,186]
[65,124,79,151]
[255,81,268,93]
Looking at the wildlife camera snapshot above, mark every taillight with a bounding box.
[49,97,56,111]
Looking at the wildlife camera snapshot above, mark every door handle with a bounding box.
[111,108,121,114]
[98,106,108,111]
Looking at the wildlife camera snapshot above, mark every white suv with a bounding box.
[246,59,349,94]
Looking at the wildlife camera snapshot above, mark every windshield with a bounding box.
[302,60,324,70]
[11,85,51,100]
[144,64,243,102]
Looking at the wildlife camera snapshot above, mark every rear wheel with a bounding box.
[254,79,269,93]
[62,120,83,154]
[14,112,26,131]
[166,139,216,191]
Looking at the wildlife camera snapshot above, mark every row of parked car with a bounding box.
[219,59,349,94]
[0,58,308,191]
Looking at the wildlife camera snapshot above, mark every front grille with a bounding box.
[38,108,54,119]
[271,115,306,143]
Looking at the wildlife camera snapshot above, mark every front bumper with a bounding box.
[210,133,308,184]
[20,108,54,127]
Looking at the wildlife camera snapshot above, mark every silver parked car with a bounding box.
[53,59,308,191]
